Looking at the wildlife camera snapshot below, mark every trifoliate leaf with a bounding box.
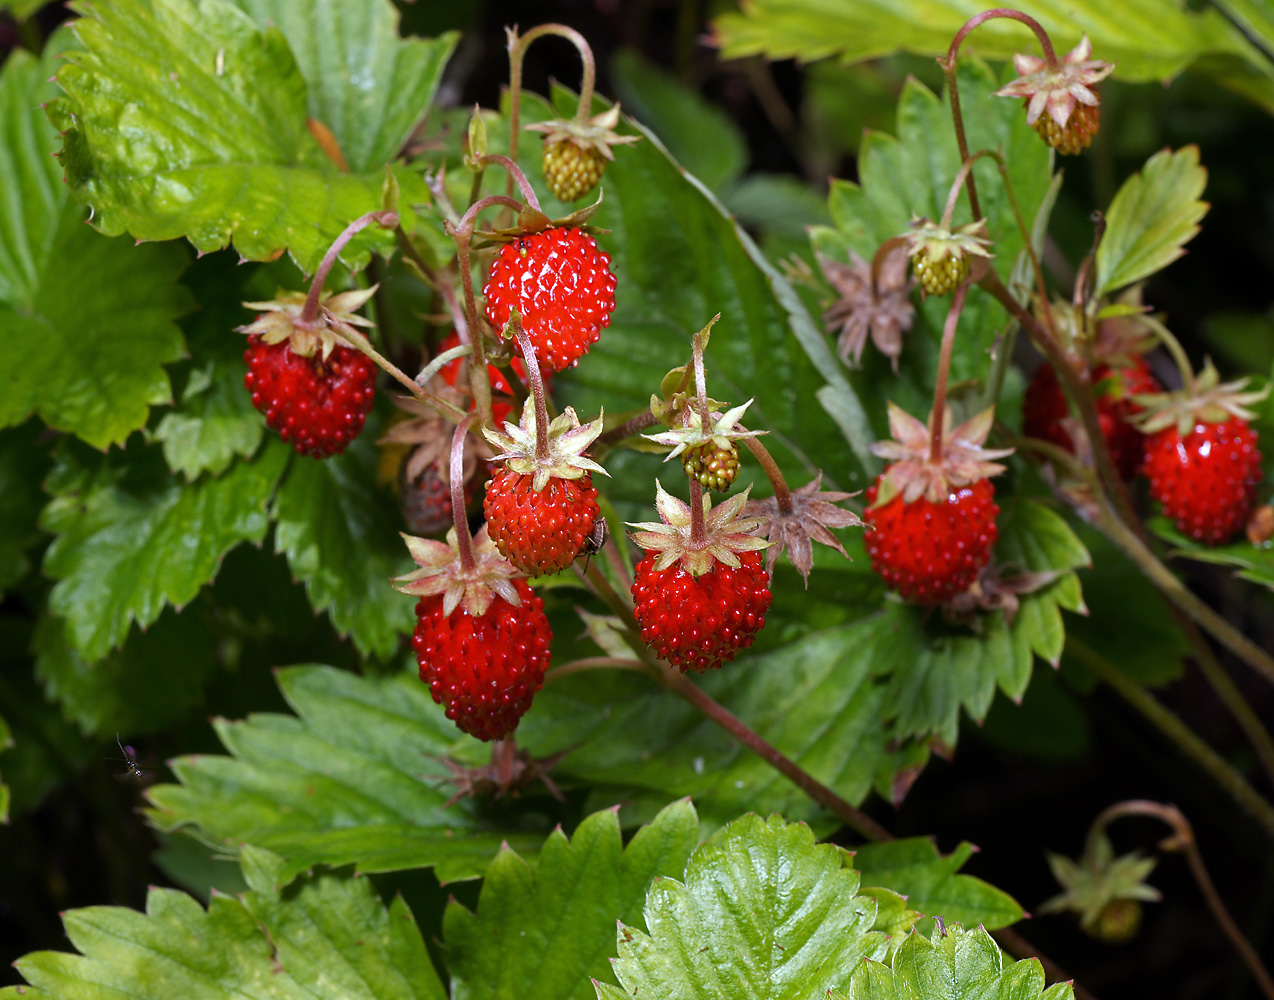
[446,800,699,1000]
[834,923,1074,1000]
[0,44,193,450]
[270,421,415,660]
[853,838,1024,930]
[0,423,50,592]
[145,665,547,883]
[226,0,456,173]
[48,0,421,272]
[41,440,289,662]
[4,868,445,1000]
[596,814,888,1000]
[1096,146,1208,294]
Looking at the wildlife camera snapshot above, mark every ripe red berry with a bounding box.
[484,469,600,577]
[1022,358,1160,478]
[412,579,552,742]
[863,477,1000,605]
[631,549,772,673]
[243,335,376,457]
[1143,417,1262,545]
[483,227,616,372]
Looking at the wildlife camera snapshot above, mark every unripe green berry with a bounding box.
[683,440,740,493]
[911,251,969,296]
[543,140,607,203]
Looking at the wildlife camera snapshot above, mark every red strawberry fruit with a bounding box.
[483,227,616,372]
[483,404,608,576]
[628,482,772,672]
[863,403,1012,605]
[395,526,551,741]
[1135,362,1267,545]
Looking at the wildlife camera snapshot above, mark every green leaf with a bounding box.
[853,839,1024,930]
[48,0,421,272]
[1147,516,1274,591]
[446,800,700,1000]
[1,0,51,17]
[810,58,1052,405]
[0,712,12,823]
[712,0,1264,86]
[598,814,888,1000]
[0,45,193,450]
[1096,146,1209,294]
[40,440,289,662]
[835,923,1073,1000]
[609,49,747,192]
[0,423,50,592]
[271,423,415,659]
[145,664,548,883]
[34,609,218,737]
[4,868,445,1000]
[226,0,455,173]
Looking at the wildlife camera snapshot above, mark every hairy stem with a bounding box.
[596,407,661,449]
[930,284,969,462]
[301,210,398,323]
[449,417,480,572]
[512,317,551,460]
[741,434,794,514]
[475,154,543,213]
[544,657,648,683]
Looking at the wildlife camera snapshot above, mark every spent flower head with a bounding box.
[744,473,864,586]
[818,248,915,372]
[996,36,1114,154]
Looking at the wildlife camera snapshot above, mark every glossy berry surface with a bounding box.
[912,252,968,296]
[412,580,552,741]
[243,335,375,457]
[1022,358,1160,478]
[1143,417,1262,545]
[1034,102,1100,155]
[630,549,772,673]
[543,139,606,203]
[484,469,599,576]
[864,477,999,605]
[483,227,616,372]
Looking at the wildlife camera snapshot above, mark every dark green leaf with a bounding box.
[0,45,193,449]
[0,422,50,592]
[596,813,888,1000]
[4,868,445,1000]
[270,422,415,659]
[446,800,700,1000]
[146,665,548,883]
[41,440,289,661]
[0,712,11,823]
[48,0,422,271]
[853,839,1023,930]
[1096,146,1209,294]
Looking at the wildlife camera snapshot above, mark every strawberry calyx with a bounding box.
[627,480,768,579]
[527,105,638,162]
[380,390,493,488]
[483,405,608,493]
[900,216,993,296]
[1131,360,1270,437]
[643,398,761,465]
[995,35,1114,136]
[238,287,377,360]
[869,403,1013,507]
[393,525,523,619]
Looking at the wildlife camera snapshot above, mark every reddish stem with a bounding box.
[944,8,1059,71]
[741,434,793,515]
[475,154,543,213]
[449,416,479,572]
[511,316,551,460]
[929,284,969,462]
[688,479,708,548]
[301,210,398,323]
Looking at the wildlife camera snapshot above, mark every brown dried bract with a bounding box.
[818,248,915,372]
[744,472,864,586]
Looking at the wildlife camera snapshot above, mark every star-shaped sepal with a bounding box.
[995,35,1114,132]
[526,105,640,162]
[237,287,378,360]
[627,480,769,578]
[1131,360,1271,437]
[482,405,609,492]
[392,526,523,618]
[869,403,1014,507]
[743,472,865,586]
[643,399,762,463]
[1040,831,1161,943]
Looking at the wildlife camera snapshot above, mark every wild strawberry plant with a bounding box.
[2,0,1274,997]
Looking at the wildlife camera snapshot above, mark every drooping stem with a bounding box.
[1139,313,1197,391]
[1088,801,1274,1000]
[449,416,480,572]
[301,210,399,323]
[1066,638,1274,838]
[940,151,995,230]
[929,283,969,462]
[330,324,468,422]
[511,316,551,461]
[741,434,793,514]
[938,66,981,223]
[944,8,1059,72]
[475,154,543,213]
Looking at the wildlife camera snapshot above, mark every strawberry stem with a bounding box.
[510,315,551,460]
[301,210,399,324]
[474,154,543,213]
[929,283,968,462]
[944,8,1060,72]
[450,416,480,572]
[740,434,793,514]
[938,151,993,231]
[1139,313,1197,393]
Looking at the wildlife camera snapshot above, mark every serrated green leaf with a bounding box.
[446,800,699,1000]
[712,0,1263,86]
[49,0,419,272]
[0,423,50,592]
[836,924,1074,1000]
[145,664,548,883]
[226,0,455,173]
[600,814,888,1000]
[1148,516,1274,591]
[270,422,415,659]
[4,869,445,1000]
[853,839,1024,930]
[1096,146,1208,294]
[41,440,289,662]
[0,45,194,449]
[34,609,218,737]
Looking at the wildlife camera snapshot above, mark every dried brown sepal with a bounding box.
[818,248,915,372]
[744,472,864,586]
[1247,504,1274,546]
[379,389,492,485]
[428,739,572,808]
[942,561,1069,629]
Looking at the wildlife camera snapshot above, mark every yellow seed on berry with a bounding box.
[911,251,969,297]
[683,441,740,493]
[542,139,607,203]
[1033,102,1101,155]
